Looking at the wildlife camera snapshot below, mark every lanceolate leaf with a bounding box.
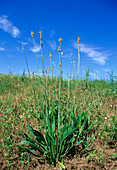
[18,141,44,154]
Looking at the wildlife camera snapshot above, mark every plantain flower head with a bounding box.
[22,46,24,51]
[59,37,62,44]
[61,52,63,56]
[58,46,60,52]
[31,31,34,38]
[40,31,42,40]
[50,53,52,57]
[41,41,43,48]
[77,37,80,44]
[79,47,80,53]
[71,52,72,58]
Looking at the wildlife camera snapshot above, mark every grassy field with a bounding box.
[0,34,117,169]
[0,74,117,169]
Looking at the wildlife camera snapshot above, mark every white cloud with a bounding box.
[89,72,99,80]
[30,44,41,53]
[48,40,57,50]
[0,15,20,38]
[0,47,5,51]
[73,42,110,65]
[20,41,28,46]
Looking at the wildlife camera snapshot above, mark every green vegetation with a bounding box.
[0,33,117,169]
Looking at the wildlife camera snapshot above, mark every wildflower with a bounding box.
[73,61,75,64]
[40,31,42,40]
[51,67,53,71]
[31,31,34,38]
[59,37,62,44]
[66,93,68,95]
[110,105,112,107]
[71,61,72,64]
[20,115,23,118]
[58,46,60,52]
[79,47,80,53]
[100,103,102,106]
[64,101,67,103]
[0,114,4,117]
[104,117,107,120]
[71,52,72,58]
[41,41,43,48]
[53,62,55,64]
[77,37,80,44]
[50,53,52,57]
[61,52,63,56]
[59,62,61,66]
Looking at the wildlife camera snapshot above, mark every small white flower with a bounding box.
[104,117,107,120]
[100,103,102,106]
[28,115,31,118]
[110,105,112,107]
[20,115,23,118]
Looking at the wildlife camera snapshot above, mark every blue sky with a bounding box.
[0,0,117,80]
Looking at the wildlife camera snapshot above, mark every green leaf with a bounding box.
[27,125,45,143]
[18,141,44,154]
[57,161,65,169]
[11,141,40,158]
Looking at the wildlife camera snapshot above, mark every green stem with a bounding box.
[33,38,39,77]
[23,49,30,77]
[40,40,45,79]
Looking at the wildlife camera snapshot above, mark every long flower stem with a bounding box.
[33,38,39,77]
[77,43,80,82]
[22,49,30,77]
[40,40,45,79]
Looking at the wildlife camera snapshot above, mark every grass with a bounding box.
[0,33,117,169]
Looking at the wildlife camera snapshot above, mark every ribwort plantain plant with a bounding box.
[11,32,98,168]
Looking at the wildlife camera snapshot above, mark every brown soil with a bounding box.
[0,139,117,170]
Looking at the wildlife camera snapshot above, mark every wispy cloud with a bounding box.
[30,44,41,53]
[16,47,20,51]
[20,41,28,46]
[0,15,20,38]
[0,47,5,51]
[48,40,57,50]
[73,42,110,65]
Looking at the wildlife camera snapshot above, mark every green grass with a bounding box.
[0,74,117,169]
